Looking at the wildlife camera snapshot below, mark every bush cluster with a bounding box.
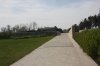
[74,29,100,62]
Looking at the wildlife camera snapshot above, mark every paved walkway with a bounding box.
[11,33,98,66]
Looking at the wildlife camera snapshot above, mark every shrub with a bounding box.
[74,29,100,61]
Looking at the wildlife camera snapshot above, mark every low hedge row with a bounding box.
[74,29,100,62]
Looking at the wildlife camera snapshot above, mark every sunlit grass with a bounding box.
[0,36,54,66]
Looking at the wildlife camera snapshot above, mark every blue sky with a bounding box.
[0,0,100,29]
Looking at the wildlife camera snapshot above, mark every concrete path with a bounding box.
[11,33,98,66]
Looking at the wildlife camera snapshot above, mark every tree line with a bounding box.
[0,22,63,39]
[1,22,37,33]
[0,22,37,39]
[73,12,100,32]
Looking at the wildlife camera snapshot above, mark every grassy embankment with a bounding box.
[74,29,100,64]
[0,36,54,66]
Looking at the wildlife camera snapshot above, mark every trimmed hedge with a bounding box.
[0,31,56,40]
[74,29,100,62]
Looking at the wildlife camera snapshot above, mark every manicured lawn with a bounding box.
[0,36,54,66]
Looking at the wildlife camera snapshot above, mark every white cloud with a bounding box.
[0,0,100,29]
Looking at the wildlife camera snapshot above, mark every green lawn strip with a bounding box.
[0,36,54,66]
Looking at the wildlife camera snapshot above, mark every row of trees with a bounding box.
[0,22,37,39]
[1,22,37,33]
[0,22,64,39]
[73,13,100,32]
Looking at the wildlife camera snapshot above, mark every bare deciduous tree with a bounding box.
[26,23,33,31]
[1,27,7,33]
[12,25,20,32]
[32,22,37,30]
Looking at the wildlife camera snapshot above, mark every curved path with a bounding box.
[11,33,98,66]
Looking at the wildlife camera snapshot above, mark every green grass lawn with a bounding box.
[0,36,54,66]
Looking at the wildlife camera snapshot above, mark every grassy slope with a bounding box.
[0,36,54,66]
[74,29,100,64]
